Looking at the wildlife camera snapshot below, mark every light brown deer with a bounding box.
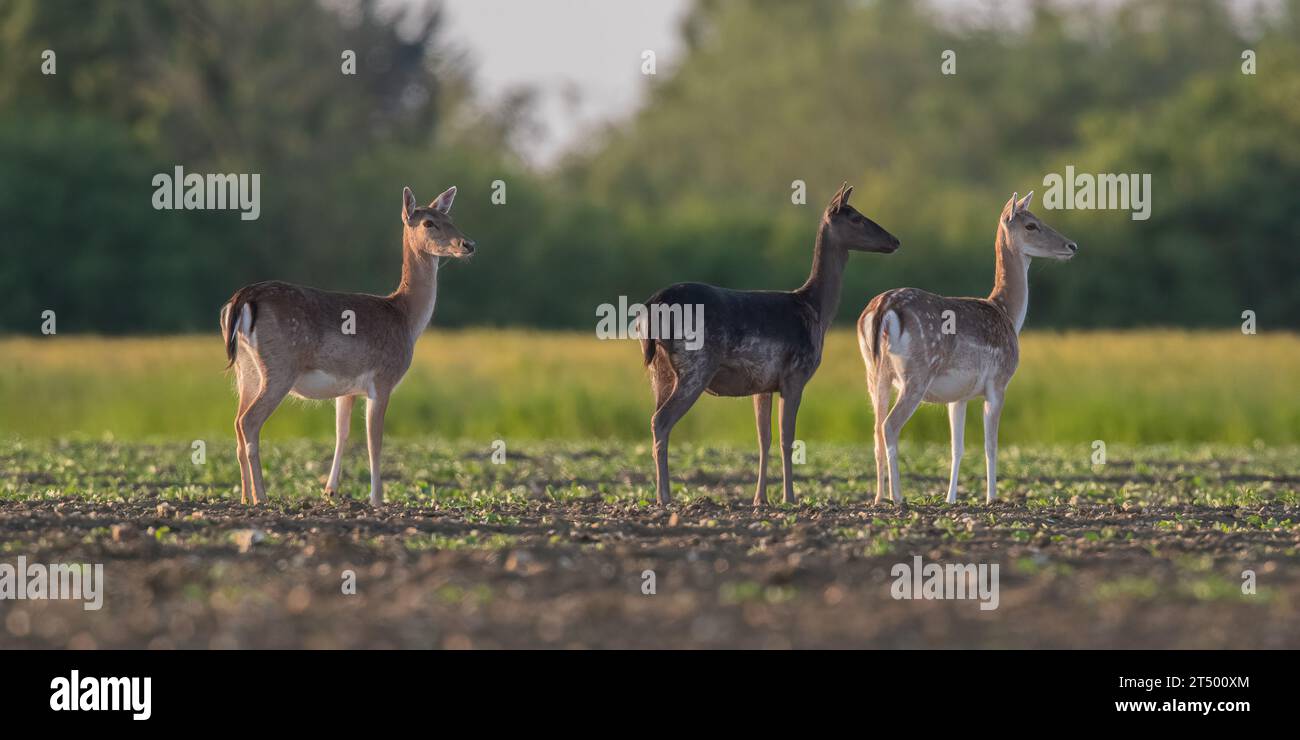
[857,191,1076,505]
[219,186,475,505]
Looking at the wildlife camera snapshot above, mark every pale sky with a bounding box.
[436,0,692,166]
[428,0,1278,166]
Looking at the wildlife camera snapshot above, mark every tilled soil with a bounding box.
[2,494,1297,648]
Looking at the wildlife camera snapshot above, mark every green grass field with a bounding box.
[1,330,1297,445]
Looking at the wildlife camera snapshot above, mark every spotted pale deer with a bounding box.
[219,186,475,505]
[858,191,1076,505]
[641,183,900,506]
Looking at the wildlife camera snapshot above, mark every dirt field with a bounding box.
[1,439,1297,648]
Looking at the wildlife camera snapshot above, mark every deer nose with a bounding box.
[1066,242,1078,253]
[461,239,476,254]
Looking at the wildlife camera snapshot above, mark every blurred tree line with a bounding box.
[1,0,1298,334]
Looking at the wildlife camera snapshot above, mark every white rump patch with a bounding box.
[882,309,908,354]
[237,303,257,350]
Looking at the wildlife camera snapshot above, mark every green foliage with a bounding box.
[1,0,1298,332]
[568,0,1300,328]
[0,0,524,332]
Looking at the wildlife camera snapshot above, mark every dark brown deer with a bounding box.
[219,186,475,506]
[640,183,900,506]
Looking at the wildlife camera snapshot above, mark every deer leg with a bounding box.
[649,352,676,412]
[365,391,390,506]
[233,371,255,504]
[882,381,929,505]
[946,400,967,504]
[234,420,249,505]
[237,371,294,506]
[232,361,261,504]
[777,385,804,505]
[752,392,772,506]
[325,394,355,498]
[869,369,891,505]
[650,362,710,506]
[983,393,1004,504]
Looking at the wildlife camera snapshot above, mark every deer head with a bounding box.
[402,186,476,258]
[822,182,900,253]
[1001,191,1077,261]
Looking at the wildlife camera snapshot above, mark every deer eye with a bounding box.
[423,220,435,229]
[1025,222,1038,231]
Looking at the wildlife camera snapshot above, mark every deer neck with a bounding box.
[391,240,440,343]
[797,222,849,337]
[988,224,1030,333]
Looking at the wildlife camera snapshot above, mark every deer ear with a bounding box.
[1004,192,1019,224]
[402,187,417,222]
[430,186,457,214]
[1016,190,1034,213]
[828,181,849,212]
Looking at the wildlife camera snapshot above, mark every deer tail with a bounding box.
[220,289,257,369]
[637,302,658,365]
[640,337,657,366]
[870,308,885,361]
[869,295,903,361]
